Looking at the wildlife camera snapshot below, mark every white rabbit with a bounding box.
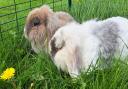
[49,17,128,77]
[24,5,75,53]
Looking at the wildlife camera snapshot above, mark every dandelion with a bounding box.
[0,67,15,80]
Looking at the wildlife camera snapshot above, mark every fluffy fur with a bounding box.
[49,17,128,77]
[24,5,74,53]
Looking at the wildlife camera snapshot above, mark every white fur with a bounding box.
[49,17,128,77]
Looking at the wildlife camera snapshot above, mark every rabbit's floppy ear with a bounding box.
[49,31,80,77]
[46,15,60,39]
[55,11,74,25]
[46,11,75,38]
[49,27,80,77]
[66,43,80,77]
[49,35,65,58]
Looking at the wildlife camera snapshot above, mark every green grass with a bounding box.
[0,0,128,89]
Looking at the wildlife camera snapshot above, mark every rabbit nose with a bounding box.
[33,18,40,26]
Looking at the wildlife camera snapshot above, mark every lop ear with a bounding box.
[46,15,60,38]
[66,44,80,78]
[49,35,65,57]
[55,11,74,25]
[46,11,74,38]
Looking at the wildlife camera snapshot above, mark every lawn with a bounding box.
[0,0,128,89]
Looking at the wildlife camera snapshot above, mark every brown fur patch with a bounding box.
[24,5,75,53]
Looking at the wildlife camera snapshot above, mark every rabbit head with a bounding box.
[24,5,74,53]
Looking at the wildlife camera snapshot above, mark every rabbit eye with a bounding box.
[33,18,40,26]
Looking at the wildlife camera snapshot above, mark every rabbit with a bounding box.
[49,16,128,77]
[24,5,75,53]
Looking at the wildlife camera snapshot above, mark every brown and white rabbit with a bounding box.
[24,5,74,53]
[49,17,128,77]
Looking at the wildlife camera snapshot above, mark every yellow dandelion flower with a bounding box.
[0,67,15,80]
